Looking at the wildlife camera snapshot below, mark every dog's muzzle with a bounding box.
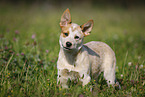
[66,42,72,47]
[62,45,71,50]
[62,42,72,50]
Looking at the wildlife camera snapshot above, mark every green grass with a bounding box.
[0,3,145,97]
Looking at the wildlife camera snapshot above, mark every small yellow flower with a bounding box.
[8,73,10,75]
[8,95,10,97]
[11,90,13,93]
[47,84,49,86]
[35,68,38,71]
[86,88,89,91]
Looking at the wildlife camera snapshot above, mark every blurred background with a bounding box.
[1,0,145,7]
[0,0,145,60]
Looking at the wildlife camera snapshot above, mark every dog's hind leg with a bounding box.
[103,53,116,87]
[103,53,121,89]
[58,76,69,89]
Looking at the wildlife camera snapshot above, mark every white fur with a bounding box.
[57,9,120,89]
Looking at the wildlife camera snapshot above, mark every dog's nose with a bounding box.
[66,42,72,47]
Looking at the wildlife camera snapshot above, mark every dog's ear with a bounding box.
[81,20,94,36]
[60,8,71,27]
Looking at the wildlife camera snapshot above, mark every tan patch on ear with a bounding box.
[60,8,71,27]
[81,19,94,37]
[61,8,71,22]
[83,32,90,37]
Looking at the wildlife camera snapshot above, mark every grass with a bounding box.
[0,3,145,97]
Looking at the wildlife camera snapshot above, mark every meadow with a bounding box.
[0,3,145,97]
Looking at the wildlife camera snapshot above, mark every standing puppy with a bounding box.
[57,8,120,89]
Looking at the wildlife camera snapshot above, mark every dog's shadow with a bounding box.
[83,45,100,58]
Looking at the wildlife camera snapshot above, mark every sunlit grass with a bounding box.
[0,4,145,96]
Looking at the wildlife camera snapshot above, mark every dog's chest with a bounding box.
[61,68,81,79]
[58,58,88,73]
[58,63,89,80]
[57,51,90,79]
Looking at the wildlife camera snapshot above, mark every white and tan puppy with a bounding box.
[57,8,120,89]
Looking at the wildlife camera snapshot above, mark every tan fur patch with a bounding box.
[61,69,81,79]
[70,71,80,78]
[61,24,82,34]
[61,24,71,32]
[61,31,69,37]
[61,24,71,38]
[61,69,69,77]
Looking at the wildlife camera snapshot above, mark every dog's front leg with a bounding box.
[58,76,68,88]
[57,69,69,89]
[81,74,91,86]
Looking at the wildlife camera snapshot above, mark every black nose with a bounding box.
[66,42,72,47]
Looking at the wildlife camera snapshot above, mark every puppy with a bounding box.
[57,8,120,89]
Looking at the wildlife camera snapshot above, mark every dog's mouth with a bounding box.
[64,47,71,50]
[62,45,72,50]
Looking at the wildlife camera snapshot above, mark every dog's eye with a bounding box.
[64,33,68,36]
[75,36,79,39]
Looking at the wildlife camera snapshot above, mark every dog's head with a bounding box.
[59,8,93,51]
